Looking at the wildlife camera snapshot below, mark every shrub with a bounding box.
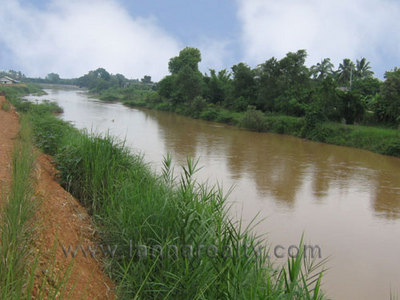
[200,107,219,121]
[239,106,267,132]
[301,105,325,138]
[384,140,400,157]
[215,109,235,124]
[29,113,74,156]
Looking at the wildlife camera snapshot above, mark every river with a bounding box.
[25,87,400,299]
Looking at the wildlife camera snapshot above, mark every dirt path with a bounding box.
[0,96,19,197]
[0,96,116,299]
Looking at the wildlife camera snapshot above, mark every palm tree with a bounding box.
[337,58,355,87]
[355,58,374,79]
[310,58,334,80]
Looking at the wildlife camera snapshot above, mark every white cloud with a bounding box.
[237,0,400,76]
[196,37,233,74]
[0,0,181,80]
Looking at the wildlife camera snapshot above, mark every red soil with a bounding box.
[0,96,116,299]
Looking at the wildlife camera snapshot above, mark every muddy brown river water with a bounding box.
[25,87,400,299]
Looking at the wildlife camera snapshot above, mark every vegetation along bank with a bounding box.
[70,48,400,157]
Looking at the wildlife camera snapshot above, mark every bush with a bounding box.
[239,106,267,132]
[215,109,235,124]
[383,140,400,157]
[301,105,325,138]
[190,96,207,118]
[200,107,219,121]
[154,101,174,111]
[29,113,74,156]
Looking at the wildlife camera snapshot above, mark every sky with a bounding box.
[0,0,399,81]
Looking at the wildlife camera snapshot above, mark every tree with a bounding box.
[256,50,311,114]
[376,68,400,124]
[158,75,175,99]
[168,47,201,74]
[311,58,334,80]
[141,75,152,84]
[174,65,203,103]
[337,90,365,124]
[352,77,381,97]
[203,69,231,105]
[337,59,355,87]
[159,47,203,104]
[355,58,373,79]
[231,63,256,110]
[115,73,127,87]
[312,76,341,121]
[45,73,60,83]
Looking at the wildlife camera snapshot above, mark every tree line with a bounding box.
[156,47,399,126]
[5,47,399,127]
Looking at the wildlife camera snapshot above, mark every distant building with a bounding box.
[0,76,20,85]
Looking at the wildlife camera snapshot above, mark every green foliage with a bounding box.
[240,106,267,132]
[352,77,382,98]
[337,91,365,124]
[301,105,326,139]
[30,113,74,156]
[0,84,44,100]
[199,107,219,121]
[376,68,400,124]
[321,122,400,156]
[231,62,257,108]
[158,75,175,99]
[311,58,334,80]
[10,98,63,114]
[203,69,231,105]
[174,65,203,103]
[141,75,152,84]
[77,68,135,93]
[337,58,355,87]
[168,47,201,74]
[0,117,36,299]
[312,76,341,122]
[45,72,61,83]
[0,116,72,298]
[1,101,10,111]
[256,50,311,113]
[355,58,374,79]
[159,47,204,105]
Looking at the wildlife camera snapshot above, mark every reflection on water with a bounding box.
[146,109,400,213]
[25,88,400,300]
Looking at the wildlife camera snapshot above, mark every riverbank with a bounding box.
[119,96,400,158]
[0,94,115,298]
[3,87,326,298]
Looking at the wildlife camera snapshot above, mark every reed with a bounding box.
[0,115,73,299]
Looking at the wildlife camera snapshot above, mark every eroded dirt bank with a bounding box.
[0,96,115,299]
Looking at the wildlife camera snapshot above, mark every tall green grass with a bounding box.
[1,101,10,112]
[23,107,326,299]
[0,115,74,299]
[0,116,37,299]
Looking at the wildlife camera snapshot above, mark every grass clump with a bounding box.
[1,101,10,111]
[320,123,400,157]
